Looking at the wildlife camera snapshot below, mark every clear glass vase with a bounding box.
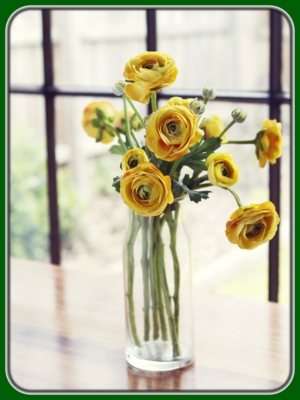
[123,200,194,371]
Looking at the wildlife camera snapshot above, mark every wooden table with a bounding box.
[9,258,290,393]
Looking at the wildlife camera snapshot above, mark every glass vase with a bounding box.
[123,200,194,371]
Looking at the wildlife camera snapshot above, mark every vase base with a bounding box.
[125,341,194,372]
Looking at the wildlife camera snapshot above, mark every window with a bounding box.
[9,7,292,302]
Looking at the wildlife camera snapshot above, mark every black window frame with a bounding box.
[8,7,292,302]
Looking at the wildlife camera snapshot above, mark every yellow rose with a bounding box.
[257,119,283,168]
[225,202,280,250]
[120,162,174,217]
[121,148,149,171]
[123,52,178,104]
[146,105,203,161]
[113,109,141,131]
[82,101,117,144]
[167,97,194,108]
[200,114,228,144]
[206,153,239,187]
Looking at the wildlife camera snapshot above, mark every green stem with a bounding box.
[157,223,181,358]
[166,208,180,336]
[222,187,243,208]
[169,158,182,179]
[126,212,141,347]
[115,130,127,153]
[141,217,150,342]
[219,120,236,140]
[225,139,256,145]
[154,216,168,341]
[123,95,135,149]
[131,129,141,148]
[189,174,209,190]
[150,92,157,112]
[125,96,146,128]
[148,216,160,340]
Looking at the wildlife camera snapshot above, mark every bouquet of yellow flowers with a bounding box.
[82,52,282,371]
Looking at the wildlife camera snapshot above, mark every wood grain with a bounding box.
[9,258,290,392]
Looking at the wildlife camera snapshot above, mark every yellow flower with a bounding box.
[257,119,283,168]
[120,162,174,217]
[123,52,178,104]
[225,202,280,250]
[206,153,239,187]
[121,149,149,171]
[200,114,228,144]
[167,97,195,108]
[113,109,141,131]
[82,102,117,144]
[146,105,203,161]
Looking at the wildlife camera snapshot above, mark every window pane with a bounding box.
[157,9,269,91]
[51,10,146,87]
[10,94,49,261]
[9,10,44,85]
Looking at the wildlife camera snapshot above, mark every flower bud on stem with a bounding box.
[125,95,146,129]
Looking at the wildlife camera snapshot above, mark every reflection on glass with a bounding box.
[127,364,193,390]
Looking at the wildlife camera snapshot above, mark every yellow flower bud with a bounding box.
[121,148,149,171]
[120,162,174,217]
[225,202,280,250]
[206,153,239,187]
[82,102,117,144]
[167,97,195,108]
[200,114,228,143]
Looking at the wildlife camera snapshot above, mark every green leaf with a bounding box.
[182,174,191,186]
[188,190,211,203]
[109,145,125,155]
[180,137,221,173]
[112,176,122,193]
[96,107,106,120]
[184,160,207,173]
[256,128,267,140]
[189,174,209,189]
[171,180,185,198]
[257,139,264,151]
[91,118,100,128]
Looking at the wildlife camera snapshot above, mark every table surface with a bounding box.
[9,258,290,393]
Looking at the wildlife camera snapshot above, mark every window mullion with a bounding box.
[42,9,61,265]
[268,9,282,302]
